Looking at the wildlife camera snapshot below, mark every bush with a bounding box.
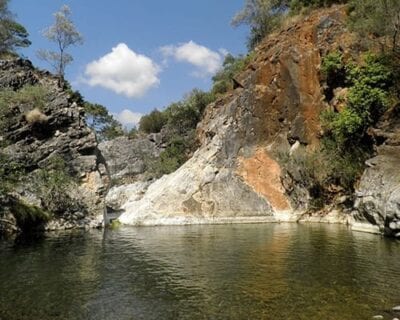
[212,53,253,95]
[25,108,48,125]
[28,156,79,215]
[10,200,51,232]
[232,0,348,49]
[83,101,123,141]
[322,53,392,148]
[139,109,166,134]
[147,137,188,178]
[0,85,50,135]
[0,152,24,196]
[348,0,400,54]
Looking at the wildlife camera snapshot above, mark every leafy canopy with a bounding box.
[0,0,31,54]
[38,5,83,82]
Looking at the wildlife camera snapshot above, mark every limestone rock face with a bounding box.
[118,7,350,225]
[99,135,162,182]
[0,59,109,233]
[354,111,400,237]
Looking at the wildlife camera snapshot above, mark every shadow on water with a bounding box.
[0,223,399,320]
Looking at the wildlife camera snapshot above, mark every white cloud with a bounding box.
[114,109,142,128]
[160,41,224,77]
[84,43,160,98]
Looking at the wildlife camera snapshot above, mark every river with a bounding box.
[0,223,399,320]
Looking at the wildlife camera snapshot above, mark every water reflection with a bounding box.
[0,224,399,320]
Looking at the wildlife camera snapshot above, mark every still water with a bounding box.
[0,223,399,320]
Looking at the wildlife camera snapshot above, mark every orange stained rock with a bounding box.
[237,149,291,211]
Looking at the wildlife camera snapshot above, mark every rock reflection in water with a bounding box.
[0,224,399,320]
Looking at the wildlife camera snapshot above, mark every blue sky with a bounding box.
[10,0,248,127]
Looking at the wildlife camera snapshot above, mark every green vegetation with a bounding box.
[0,85,49,109]
[37,5,83,86]
[0,152,23,196]
[139,109,166,134]
[29,155,79,215]
[83,102,124,141]
[0,85,50,136]
[148,137,188,177]
[139,89,215,177]
[211,53,254,95]
[279,51,395,210]
[137,52,255,177]
[232,0,347,49]
[321,52,392,148]
[66,87,124,141]
[0,0,31,54]
[348,0,400,54]
[10,200,51,232]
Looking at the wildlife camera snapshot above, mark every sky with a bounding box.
[10,1,248,128]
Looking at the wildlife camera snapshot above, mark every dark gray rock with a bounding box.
[99,135,162,182]
[0,59,109,234]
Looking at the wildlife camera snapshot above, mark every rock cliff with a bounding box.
[353,108,400,237]
[0,59,109,235]
[114,6,355,226]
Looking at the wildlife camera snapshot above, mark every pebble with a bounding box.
[393,306,400,312]
[372,316,383,319]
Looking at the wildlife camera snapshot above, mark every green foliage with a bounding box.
[0,85,49,109]
[322,53,392,148]
[139,89,215,136]
[0,0,31,53]
[279,141,369,210]
[212,53,254,95]
[11,200,51,232]
[0,85,50,136]
[139,109,166,134]
[29,156,78,215]
[148,137,188,178]
[321,51,344,77]
[232,0,347,49]
[137,89,216,177]
[38,5,83,82]
[83,101,123,141]
[348,0,400,53]
[64,86,123,141]
[0,152,24,196]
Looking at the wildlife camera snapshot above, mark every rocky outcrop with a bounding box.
[0,59,109,234]
[99,134,162,183]
[353,108,400,237]
[116,6,352,226]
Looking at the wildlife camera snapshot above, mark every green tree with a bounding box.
[139,109,166,134]
[233,0,347,49]
[83,102,123,141]
[0,0,31,54]
[232,0,289,49]
[38,5,83,86]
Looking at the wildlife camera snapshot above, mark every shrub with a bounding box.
[232,0,348,49]
[0,85,50,135]
[83,101,123,141]
[322,53,392,148]
[25,108,48,124]
[0,152,24,196]
[28,156,79,215]
[212,53,254,95]
[10,200,51,232]
[139,109,166,134]
[147,137,188,178]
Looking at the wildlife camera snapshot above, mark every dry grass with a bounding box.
[25,108,48,125]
